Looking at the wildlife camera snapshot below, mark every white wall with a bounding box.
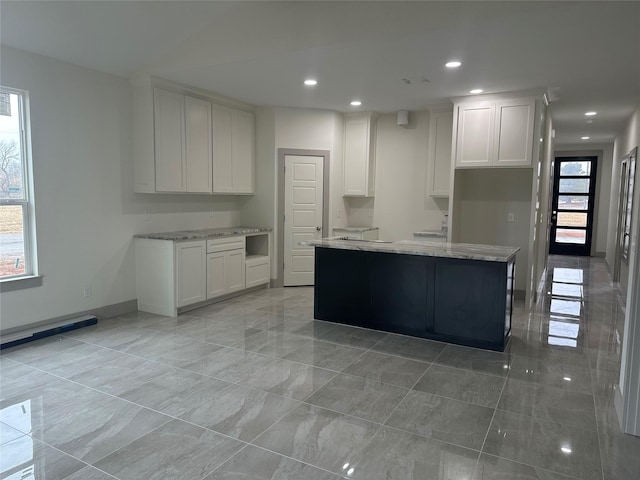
[242,107,345,280]
[554,144,614,256]
[348,111,448,239]
[0,47,240,332]
[453,168,533,292]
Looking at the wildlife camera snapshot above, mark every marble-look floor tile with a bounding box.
[4,335,94,365]
[471,453,581,479]
[177,382,300,442]
[183,347,268,381]
[306,373,408,423]
[0,421,24,445]
[1,376,86,431]
[598,429,640,480]
[434,345,511,377]
[268,319,337,338]
[346,426,479,480]
[94,419,244,480]
[316,324,388,349]
[63,465,119,479]
[119,370,221,417]
[0,436,85,479]
[36,391,171,463]
[483,409,602,480]
[414,364,505,408]
[178,322,264,347]
[230,330,313,358]
[253,403,379,473]
[282,340,366,371]
[508,355,593,394]
[204,445,338,480]
[385,390,494,450]
[130,335,227,367]
[227,357,337,401]
[497,379,597,431]
[68,354,174,395]
[370,334,446,362]
[342,350,430,389]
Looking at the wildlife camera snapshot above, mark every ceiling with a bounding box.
[1,1,639,146]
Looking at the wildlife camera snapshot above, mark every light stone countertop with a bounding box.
[413,230,448,238]
[134,226,272,241]
[303,238,519,262]
[333,226,379,233]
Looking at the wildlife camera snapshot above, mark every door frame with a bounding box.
[549,155,598,256]
[614,147,637,282]
[276,148,330,288]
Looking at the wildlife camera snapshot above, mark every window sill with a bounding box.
[0,275,43,293]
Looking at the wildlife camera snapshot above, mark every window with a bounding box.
[0,87,36,281]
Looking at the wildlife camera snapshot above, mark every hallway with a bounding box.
[0,255,639,479]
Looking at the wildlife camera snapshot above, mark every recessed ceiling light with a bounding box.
[445,61,462,68]
[585,111,597,116]
[581,136,590,140]
[470,89,483,94]
[350,100,362,106]
[304,79,318,86]
[561,446,573,454]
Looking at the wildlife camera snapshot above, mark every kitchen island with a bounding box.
[305,238,518,351]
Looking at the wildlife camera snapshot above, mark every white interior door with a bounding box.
[284,155,323,286]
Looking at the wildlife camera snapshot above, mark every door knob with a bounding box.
[316,226,322,231]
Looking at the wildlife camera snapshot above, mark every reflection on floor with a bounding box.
[1,255,639,479]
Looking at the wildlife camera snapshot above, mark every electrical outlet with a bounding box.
[83,284,92,298]
[508,213,515,223]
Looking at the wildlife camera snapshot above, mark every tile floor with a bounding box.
[1,255,639,479]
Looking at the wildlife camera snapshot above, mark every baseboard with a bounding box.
[593,251,606,258]
[514,289,526,301]
[0,299,138,337]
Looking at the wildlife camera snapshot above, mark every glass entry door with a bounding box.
[549,156,597,256]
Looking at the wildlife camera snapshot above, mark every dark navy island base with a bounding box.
[313,246,515,352]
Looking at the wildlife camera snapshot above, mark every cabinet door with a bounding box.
[185,96,212,193]
[206,251,227,299]
[212,105,234,193]
[427,111,453,197]
[232,110,255,194]
[494,98,535,167]
[154,89,186,192]
[176,241,206,307]
[455,103,494,168]
[226,249,246,293]
[343,115,372,196]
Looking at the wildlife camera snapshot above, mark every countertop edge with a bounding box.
[134,226,272,241]
[303,239,519,262]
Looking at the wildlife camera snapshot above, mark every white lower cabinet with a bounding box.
[176,241,207,307]
[206,237,246,299]
[136,232,270,316]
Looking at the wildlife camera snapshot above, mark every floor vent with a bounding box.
[0,315,98,350]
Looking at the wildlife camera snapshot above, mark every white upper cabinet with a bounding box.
[212,105,255,194]
[343,112,377,197]
[154,89,186,192]
[453,96,536,168]
[153,88,213,193]
[133,78,254,195]
[185,96,213,193]
[427,109,454,197]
